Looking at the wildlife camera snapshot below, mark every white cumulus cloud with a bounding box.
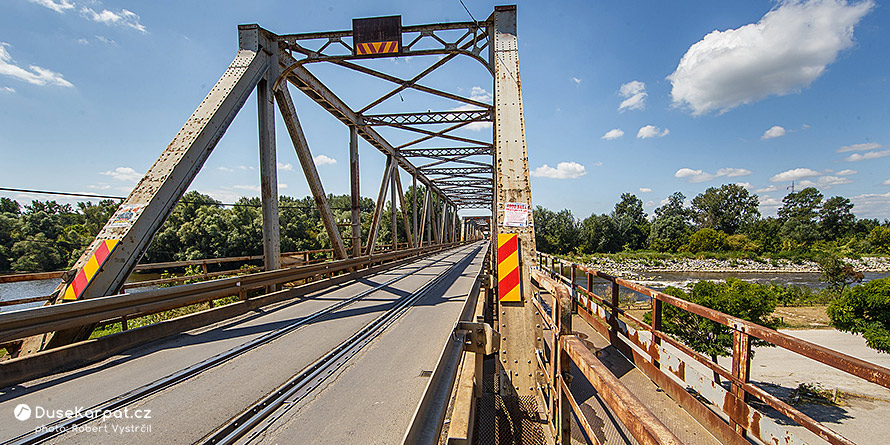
[618,80,647,111]
[675,167,751,183]
[451,86,493,131]
[770,167,822,182]
[81,7,147,33]
[637,125,669,139]
[837,142,883,152]
[798,176,853,188]
[845,150,890,162]
[313,154,337,166]
[836,169,858,176]
[0,43,73,87]
[100,166,143,182]
[668,0,874,115]
[639,187,653,193]
[882,179,890,186]
[761,125,786,140]
[756,185,778,193]
[571,77,582,84]
[0,86,14,93]
[601,129,624,140]
[530,162,587,179]
[28,0,74,13]
[277,162,294,171]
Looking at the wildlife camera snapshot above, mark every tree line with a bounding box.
[0,186,438,273]
[534,184,890,256]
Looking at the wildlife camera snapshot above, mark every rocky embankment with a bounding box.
[583,256,890,275]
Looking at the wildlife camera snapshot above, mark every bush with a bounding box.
[828,277,890,353]
[681,228,728,253]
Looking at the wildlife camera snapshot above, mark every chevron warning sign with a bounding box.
[62,239,120,301]
[355,41,400,55]
[497,233,521,302]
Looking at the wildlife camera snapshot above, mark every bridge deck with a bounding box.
[0,243,485,444]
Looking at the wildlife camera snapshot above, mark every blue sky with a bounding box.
[1,0,889,220]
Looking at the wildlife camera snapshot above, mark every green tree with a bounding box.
[868,226,890,254]
[691,184,760,235]
[11,233,65,271]
[828,277,890,353]
[0,197,20,215]
[819,196,855,240]
[612,193,649,250]
[652,278,779,381]
[816,254,864,298]
[579,213,620,253]
[744,218,781,253]
[778,187,823,245]
[648,215,690,252]
[533,206,579,255]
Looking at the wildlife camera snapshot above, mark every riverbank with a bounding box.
[578,255,890,275]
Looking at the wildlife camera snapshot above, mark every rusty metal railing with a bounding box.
[531,269,681,445]
[536,252,890,445]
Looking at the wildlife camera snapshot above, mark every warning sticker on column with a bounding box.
[503,202,529,227]
[109,204,147,228]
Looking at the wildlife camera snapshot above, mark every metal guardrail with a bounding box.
[0,243,415,307]
[536,252,890,445]
[0,243,460,345]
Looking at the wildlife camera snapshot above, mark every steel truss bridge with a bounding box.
[2,6,889,445]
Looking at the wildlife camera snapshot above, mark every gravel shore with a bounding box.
[582,256,890,275]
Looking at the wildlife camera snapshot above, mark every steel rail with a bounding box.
[2,246,471,445]
[199,244,480,445]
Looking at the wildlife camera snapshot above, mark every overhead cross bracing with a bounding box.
[279,18,495,210]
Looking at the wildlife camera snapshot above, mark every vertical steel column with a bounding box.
[350,126,361,257]
[257,38,281,282]
[412,174,418,246]
[391,162,398,250]
[274,85,348,259]
[393,167,415,248]
[491,5,539,398]
[419,188,430,247]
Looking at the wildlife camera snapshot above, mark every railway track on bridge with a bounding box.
[2,244,481,445]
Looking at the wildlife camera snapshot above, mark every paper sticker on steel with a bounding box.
[497,233,521,302]
[62,239,120,301]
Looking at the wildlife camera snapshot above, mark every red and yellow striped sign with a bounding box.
[497,233,521,302]
[356,40,399,55]
[62,239,119,301]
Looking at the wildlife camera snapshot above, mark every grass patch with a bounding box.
[89,295,243,339]
[790,382,842,406]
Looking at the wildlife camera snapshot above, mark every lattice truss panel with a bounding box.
[278,17,495,209]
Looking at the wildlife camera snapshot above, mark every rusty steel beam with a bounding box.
[349,125,361,257]
[422,166,493,176]
[358,52,465,114]
[400,147,492,158]
[393,121,491,150]
[274,84,348,260]
[258,38,282,283]
[366,156,393,255]
[393,167,415,248]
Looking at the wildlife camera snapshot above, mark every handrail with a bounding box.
[0,243,462,345]
[536,251,889,445]
[533,269,681,445]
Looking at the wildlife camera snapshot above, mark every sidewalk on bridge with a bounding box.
[567,313,720,445]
